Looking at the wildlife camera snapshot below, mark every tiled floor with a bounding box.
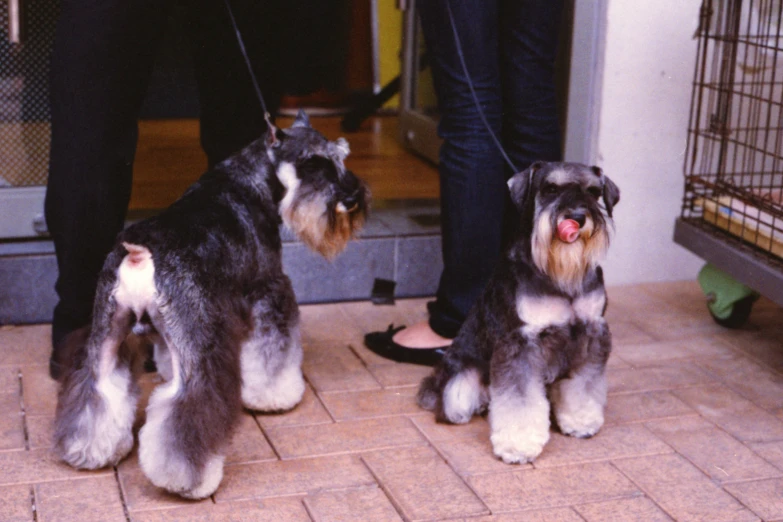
[1,281,783,521]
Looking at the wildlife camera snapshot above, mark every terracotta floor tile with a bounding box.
[0,484,34,522]
[723,329,783,371]
[632,310,725,342]
[605,353,631,370]
[362,446,489,521]
[446,507,584,522]
[604,390,695,425]
[0,284,781,521]
[694,352,783,411]
[408,412,491,443]
[612,337,737,365]
[646,415,781,483]
[0,448,104,486]
[468,462,639,512]
[255,384,332,429]
[215,454,375,502]
[0,390,20,414]
[0,325,51,367]
[608,362,714,395]
[303,486,402,522]
[0,366,20,394]
[224,414,277,465]
[20,365,58,417]
[131,497,311,522]
[318,387,421,421]
[533,425,671,469]
[35,475,126,522]
[302,343,381,393]
[431,433,530,476]
[118,468,205,512]
[25,415,53,450]
[0,412,25,451]
[299,303,361,346]
[613,454,758,522]
[366,362,433,388]
[674,384,783,442]
[573,496,674,521]
[265,416,425,459]
[748,440,783,472]
[636,280,705,305]
[723,478,783,521]
[606,320,657,346]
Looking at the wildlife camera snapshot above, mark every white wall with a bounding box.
[592,0,704,285]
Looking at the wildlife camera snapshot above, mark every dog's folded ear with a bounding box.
[292,109,311,129]
[507,161,543,210]
[600,173,620,217]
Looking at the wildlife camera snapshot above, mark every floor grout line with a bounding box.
[17,368,30,452]
[113,467,132,522]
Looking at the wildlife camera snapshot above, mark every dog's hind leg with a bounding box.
[240,280,305,412]
[54,249,144,469]
[138,313,243,499]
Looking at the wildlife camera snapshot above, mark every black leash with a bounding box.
[223,0,275,130]
[444,0,520,174]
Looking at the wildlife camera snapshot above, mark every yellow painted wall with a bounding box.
[378,1,402,108]
[377,1,437,110]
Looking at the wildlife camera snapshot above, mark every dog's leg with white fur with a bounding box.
[551,321,611,438]
[488,354,551,464]
[54,250,139,470]
[138,308,244,500]
[239,279,305,412]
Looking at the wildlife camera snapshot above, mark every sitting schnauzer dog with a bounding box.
[417,161,620,464]
[53,110,368,498]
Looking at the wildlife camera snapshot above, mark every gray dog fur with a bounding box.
[418,161,620,464]
[53,110,369,498]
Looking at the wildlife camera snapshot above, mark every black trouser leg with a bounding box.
[183,0,285,166]
[45,0,169,346]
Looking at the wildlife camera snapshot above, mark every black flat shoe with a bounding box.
[363,324,448,366]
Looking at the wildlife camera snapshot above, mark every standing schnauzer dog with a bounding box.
[53,110,368,498]
[417,161,620,464]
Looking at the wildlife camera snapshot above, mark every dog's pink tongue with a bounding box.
[557,219,580,243]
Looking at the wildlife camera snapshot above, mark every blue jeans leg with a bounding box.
[418,0,563,337]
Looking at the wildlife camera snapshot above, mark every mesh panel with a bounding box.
[0,0,57,188]
[683,0,783,260]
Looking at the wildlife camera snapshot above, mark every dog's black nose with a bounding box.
[569,211,587,227]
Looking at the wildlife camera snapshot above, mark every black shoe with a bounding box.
[363,325,448,366]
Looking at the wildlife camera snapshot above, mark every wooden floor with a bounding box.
[129,115,440,211]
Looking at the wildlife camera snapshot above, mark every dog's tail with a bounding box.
[416,375,440,411]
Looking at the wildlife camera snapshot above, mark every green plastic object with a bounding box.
[697,263,759,320]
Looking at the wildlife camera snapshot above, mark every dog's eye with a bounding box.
[542,183,559,195]
[587,187,602,199]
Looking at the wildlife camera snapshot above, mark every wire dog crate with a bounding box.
[674,0,783,313]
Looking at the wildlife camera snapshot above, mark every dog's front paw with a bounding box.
[490,426,549,464]
[556,403,604,438]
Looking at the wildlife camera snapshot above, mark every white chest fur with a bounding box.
[516,289,606,336]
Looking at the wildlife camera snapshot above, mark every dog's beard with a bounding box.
[282,197,365,259]
[531,210,612,294]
